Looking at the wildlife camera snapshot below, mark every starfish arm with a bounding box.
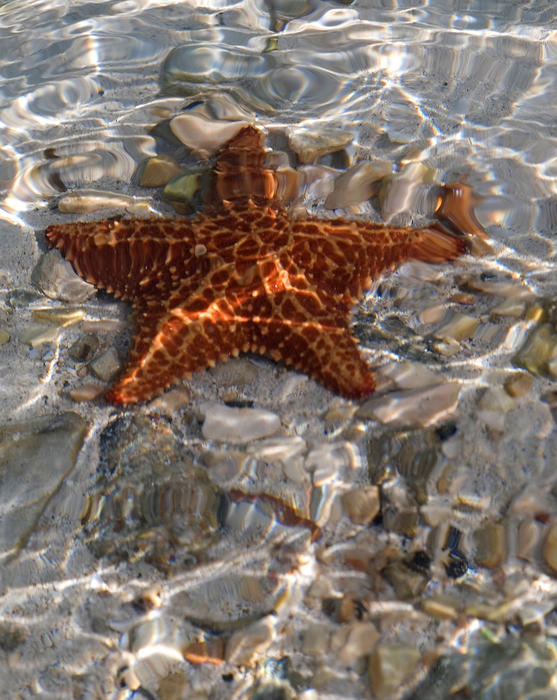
[104,301,250,405]
[46,218,205,301]
[249,317,375,398]
[287,218,469,302]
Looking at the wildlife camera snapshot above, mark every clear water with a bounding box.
[1,1,557,699]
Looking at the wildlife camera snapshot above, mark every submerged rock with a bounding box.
[82,415,224,570]
[358,383,460,428]
[169,113,248,158]
[288,127,353,164]
[325,160,392,209]
[138,154,183,187]
[33,250,96,303]
[514,323,557,378]
[368,645,421,699]
[201,404,281,443]
[57,190,134,214]
[0,413,87,553]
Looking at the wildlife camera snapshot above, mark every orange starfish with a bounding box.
[46,126,483,405]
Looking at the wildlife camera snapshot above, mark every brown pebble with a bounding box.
[450,292,475,305]
[504,372,533,398]
[543,522,557,574]
[474,522,506,568]
[341,485,380,525]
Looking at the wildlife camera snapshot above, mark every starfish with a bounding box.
[46,126,484,405]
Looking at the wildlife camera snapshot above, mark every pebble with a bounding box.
[382,509,420,539]
[419,304,445,324]
[357,382,460,427]
[57,191,133,213]
[382,561,427,599]
[169,113,248,158]
[68,333,99,362]
[20,323,58,346]
[478,387,515,413]
[84,415,223,570]
[288,127,353,163]
[464,277,534,299]
[0,413,87,552]
[0,327,10,344]
[33,250,97,303]
[330,621,380,664]
[163,171,204,213]
[302,624,330,656]
[182,638,225,666]
[88,346,121,381]
[341,485,380,525]
[305,442,353,484]
[490,298,526,318]
[69,384,105,402]
[324,160,392,209]
[204,93,254,121]
[379,162,436,222]
[248,436,306,463]
[147,387,191,413]
[32,308,85,327]
[368,645,421,699]
[504,372,533,397]
[516,518,542,562]
[514,323,557,377]
[225,616,274,666]
[201,404,280,443]
[158,672,190,700]
[474,522,506,568]
[139,154,183,187]
[377,360,443,391]
[421,598,457,620]
[542,522,557,574]
[434,312,479,342]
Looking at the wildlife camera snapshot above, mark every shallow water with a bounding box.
[1,1,557,699]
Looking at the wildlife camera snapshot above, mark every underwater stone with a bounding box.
[32,307,85,327]
[20,323,58,347]
[341,486,379,525]
[514,323,557,377]
[288,127,353,164]
[139,154,183,187]
[163,171,204,214]
[0,328,10,344]
[325,160,392,209]
[503,372,533,398]
[542,522,557,574]
[58,191,133,214]
[69,333,99,363]
[474,522,506,568]
[368,645,421,699]
[33,250,96,303]
[88,346,121,381]
[382,561,427,599]
[379,162,436,223]
[83,414,223,570]
[170,113,248,158]
[0,413,87,552]
[358,383,460,428]
[302,624,330,656]
[330,621,380,664]
[202,404,280,443]
[434,313,479,342]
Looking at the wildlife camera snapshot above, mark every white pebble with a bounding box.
[201,404,280,443]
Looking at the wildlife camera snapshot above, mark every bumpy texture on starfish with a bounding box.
[46,126,480,405]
